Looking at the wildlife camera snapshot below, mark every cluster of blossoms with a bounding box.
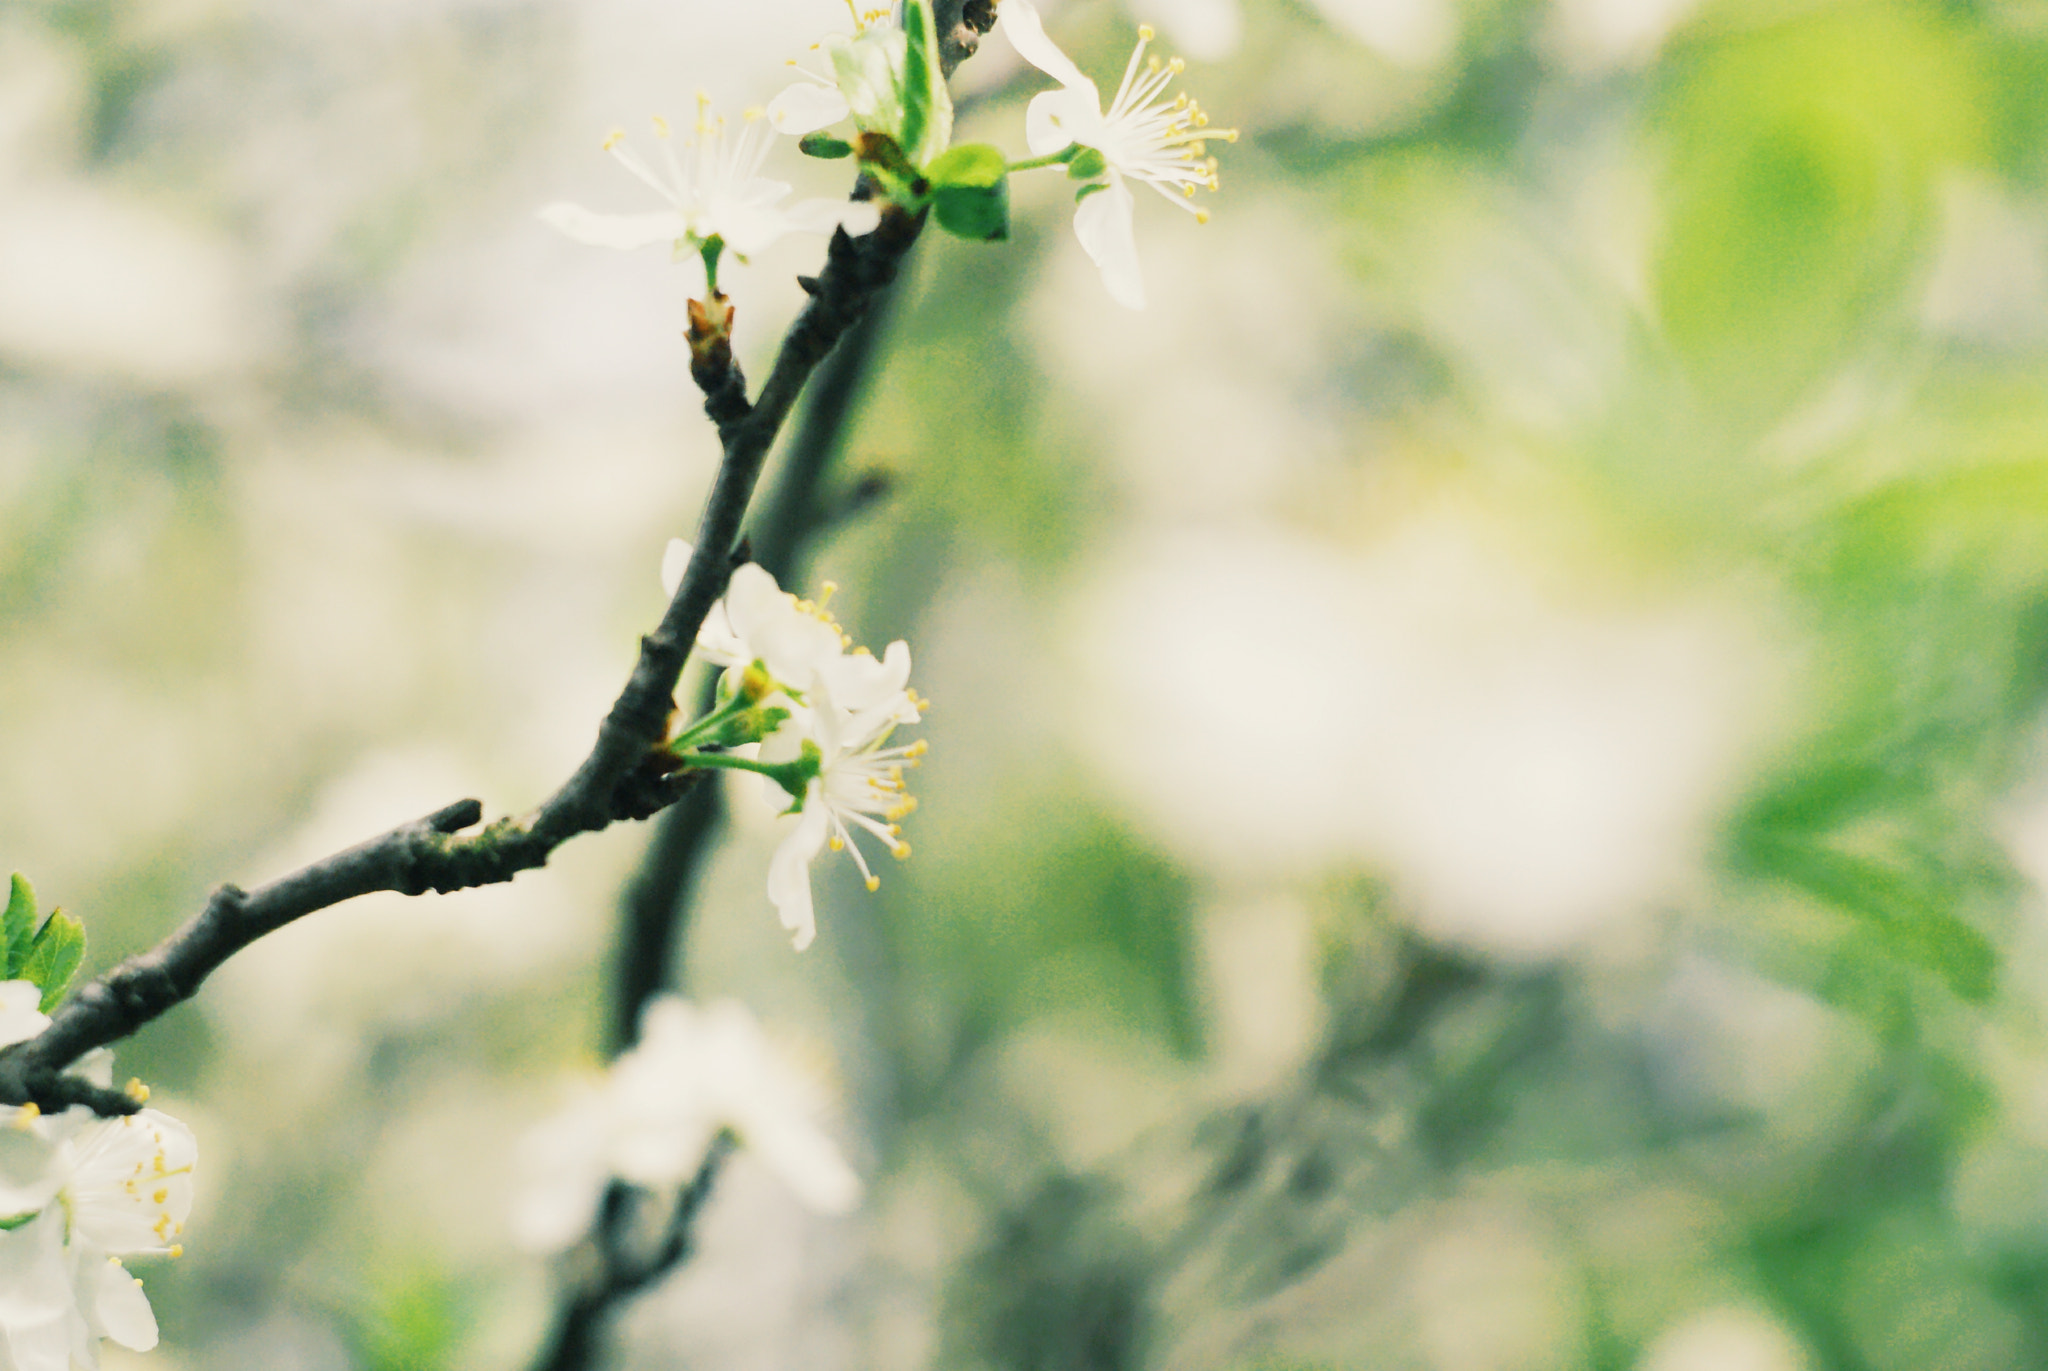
[660,541,927,954]
[515,995,859,1252]
[543,0,1234,310]
[0,984,195,1371]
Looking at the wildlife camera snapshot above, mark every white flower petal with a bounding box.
[766,82,851,135]
[85,1254,155,1352]
[537,202,686,251]
[1074,175,1145,309]
[767,791,831,952]
[1000,0,1092,90]
[62,1110,197,1256]
[1024,85,1107,159]
[711,194,801,257]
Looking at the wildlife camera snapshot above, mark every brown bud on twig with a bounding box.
[686,294,736,393]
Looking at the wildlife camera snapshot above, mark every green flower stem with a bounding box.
[671,749,815,802]
[666,688,755,752]
[1005,145,1080,173]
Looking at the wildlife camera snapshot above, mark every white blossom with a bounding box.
[540,99,880,284]
[515,996,861,1253]
[0,1058,195,1371]
[760,678,925,952]
[1001,0,1234,308]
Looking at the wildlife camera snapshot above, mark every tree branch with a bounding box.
[0,204,934,1117]
[529,1136,734,1371]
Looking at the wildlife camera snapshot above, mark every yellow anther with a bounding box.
[153,1188,168,1204]
[11,1103,38,1131]
[841,634,853,648]
[1194,112,1208,127]
[1139,23,1155,38]
[1182,184,1195,197]
[892,842,913,861]
[125,1078,150,1103]
[602,128,626,151]
[107,1256,121,1266]
[168,1245,183,1259]
[907,740,930,757]
[743,106,764,122]
[887,824,902,836]
[125,1180,137,1194]
[1190,141,1206,156]
[865,875,881,892]
[1169,57,1185,74]
[1223,128,1239,142]
[829,836,845,852]
[651,114,671,138]
[1195,209,1211,224]
[1148,56,1161,72]
[853,645,873,658]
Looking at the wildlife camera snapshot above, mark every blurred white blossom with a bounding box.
[515,996,860,1253]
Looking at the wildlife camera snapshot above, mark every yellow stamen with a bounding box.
[602,128,626,151]
[865,875,881,892]
[11,1103,38,1130]
[1139,23,1155,38]
[651,114,671,139]
[125,1078,150,1103]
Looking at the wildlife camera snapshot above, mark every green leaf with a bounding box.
[20,910,84,1013]
[898,0,953,167]
[3,875,34,980]
[799,132,854,160]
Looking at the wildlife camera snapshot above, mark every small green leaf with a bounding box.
[935,177,1011,241]
[3,876,35,980]
[799,132,854,160]
[1067,147,1107,180]
[899,0,954,167]
[20,910,84,1012]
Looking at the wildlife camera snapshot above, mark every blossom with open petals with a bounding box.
[1000,0,1236,308]
[514,995,861,1253]
[0,1081,194,1369]
[761,679,925,952]
[540,99,879,284]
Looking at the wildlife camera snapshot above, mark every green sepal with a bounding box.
[20,910,84,1013]
[898,0,953,167]
[928,142,1005,189]
[1066,147,1108,179]
[0,1212,36,1233]
[929,144,1012,241]
[1075,180,1110,203]
[3,875,35,980]
[800,132,854,160]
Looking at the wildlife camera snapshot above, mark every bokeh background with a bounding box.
[9,0,2048,1366]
